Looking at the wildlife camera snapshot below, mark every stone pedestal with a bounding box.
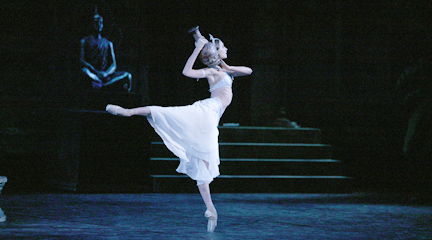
[51,92,151,192]
[0,176,7,222]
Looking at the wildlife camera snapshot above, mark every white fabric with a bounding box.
[209,73,233,92]
[146,98,223,185]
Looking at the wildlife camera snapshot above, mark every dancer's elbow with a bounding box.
[182,69,197,78]
[182,69,188,77]
[182,69,191,77]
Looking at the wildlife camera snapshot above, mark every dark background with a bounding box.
[1,0,432,193]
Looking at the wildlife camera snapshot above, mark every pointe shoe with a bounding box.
[106,104,132,116]
[205,209,217,233]
[106,104,120,115]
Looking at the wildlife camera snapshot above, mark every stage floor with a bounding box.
[0,193,431,239]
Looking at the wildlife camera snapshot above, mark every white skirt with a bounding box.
[146,97,223,185]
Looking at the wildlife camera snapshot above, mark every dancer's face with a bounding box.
[217,41,228,60]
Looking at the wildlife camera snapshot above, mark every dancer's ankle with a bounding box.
[106,104,133,117]
[205,204,217,215]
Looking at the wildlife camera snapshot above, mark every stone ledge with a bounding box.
[0,176,7,222]
[0,176,7,193]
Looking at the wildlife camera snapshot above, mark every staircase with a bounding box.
[150,126,351,193]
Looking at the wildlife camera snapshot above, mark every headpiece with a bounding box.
[209,34,220,49]
[93,6,103,20]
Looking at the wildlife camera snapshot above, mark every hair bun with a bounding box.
[200,42,220,67]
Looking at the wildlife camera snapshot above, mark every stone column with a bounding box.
[0,176,7,222]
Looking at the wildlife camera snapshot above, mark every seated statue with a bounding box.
[272,107,301,128]
[80,9,132,92]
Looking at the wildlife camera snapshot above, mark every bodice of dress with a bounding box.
[209,72,233,92]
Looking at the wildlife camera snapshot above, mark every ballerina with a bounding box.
[106,28,252,232]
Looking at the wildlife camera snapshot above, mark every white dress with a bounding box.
[147,97,223,185]
[146,73,233,185]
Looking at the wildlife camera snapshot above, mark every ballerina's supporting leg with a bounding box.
[198,182,218,232]
[106,104,151,117]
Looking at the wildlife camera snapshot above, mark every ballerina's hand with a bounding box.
[220,60,229,69]
[219,60,235,73]
[195,37,208,50]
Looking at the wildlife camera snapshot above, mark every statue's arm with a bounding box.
[104,41,117,76]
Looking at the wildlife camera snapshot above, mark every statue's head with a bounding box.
[92,7,103,33]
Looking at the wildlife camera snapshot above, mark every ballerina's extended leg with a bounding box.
[106,104,151,116]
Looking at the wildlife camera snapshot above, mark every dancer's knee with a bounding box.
[197,180,210,186]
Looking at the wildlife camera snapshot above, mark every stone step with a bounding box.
[150,142,333,159]
[150,158,343,176]
[150,175,352,193]
[217,126,322,143]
